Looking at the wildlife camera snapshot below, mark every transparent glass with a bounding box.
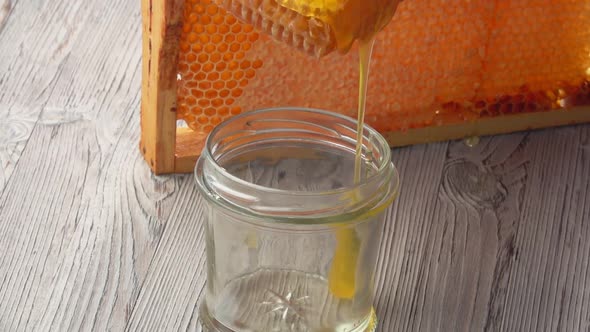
[195,108,399,332]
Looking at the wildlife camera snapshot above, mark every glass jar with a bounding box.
[195,108,399,332]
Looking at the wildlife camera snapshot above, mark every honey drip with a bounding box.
[329,39,376,299]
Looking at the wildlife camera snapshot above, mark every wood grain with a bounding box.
[126,178,206,332]
[139,0,185,174]
[0,0,181,330]
[373,126,590,332]
[0,0,96,193]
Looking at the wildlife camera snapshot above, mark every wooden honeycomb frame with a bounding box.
[140,0,590,174]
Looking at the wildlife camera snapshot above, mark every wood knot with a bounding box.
[0,119,30,144]
[443,160,507,209]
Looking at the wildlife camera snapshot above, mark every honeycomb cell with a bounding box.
[252,60,263,69]
[189,63,201,72]
[240,61,251,69]
[195,72,206,80]
[229,43,240,52]
[231,88,243,98]
[225,15,236,25]
[245,69,255,79]
[207,72,220,80]
[191,89,204,98]
[186,53,197,62]
[228,61,239,70]
[220,71,231,80]
[210,53,222,63]
[218,25,230,34]
[191,43,202,52]
[198,99,210,107]
[213,14,224,25]
[217,43,228,52]
[197,53,208,62]
[218,107,230,116]
[187,12,198,23]
[202,63,214,72]
[205,89,217,98]
[215,62,226,71]
[212,34,223,43]
[199,34,210,43]
[198,115,208,124]
[224,34,235,43]
[193,23,204,33]
[187,32,198,43]
[223,53,233,61]
[206,4,218,15]
[186,96,197,106]
[212,98,224,107]
[248,33,258,42]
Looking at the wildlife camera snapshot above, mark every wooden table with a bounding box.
[1,1,589,331]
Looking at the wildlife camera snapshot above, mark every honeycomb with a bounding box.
[177,0,590,135]
[218,0,402,57]
[218,0,336,57]
[177,0,261,133]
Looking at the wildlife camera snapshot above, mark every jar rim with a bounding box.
[195,107,400,224]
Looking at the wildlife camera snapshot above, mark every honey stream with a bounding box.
[328,39,376,299]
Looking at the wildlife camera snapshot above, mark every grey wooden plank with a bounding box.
[501,126,590,332]
[0,115,180,331]
[377,133,530,332]
[374,126,590,332]
[372,141,451,331]
[0,0,104,193]
[126,178,206,332]
[0,0,183,330]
